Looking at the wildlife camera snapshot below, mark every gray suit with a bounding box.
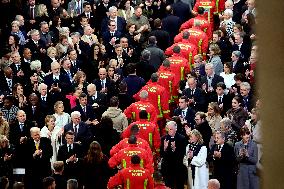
[209,55,223,76]
[234,140,259,189]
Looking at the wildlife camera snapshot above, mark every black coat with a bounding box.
[195,121,212,149]
[149,28,171,51]
[182,87,207,112]
[173,107,196,129]
[162,14,182,43]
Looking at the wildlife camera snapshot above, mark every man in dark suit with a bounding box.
[232,32,251,62]
[25,127,53,189]
[9,110,35,167]
[37,83,59,116]
[182,77,207,112]
[194,112,212,150]
[10,51,30,83]
[86,83,107,120]
[44,61,72,95]
[162,5,182,44]
[64,111,93,148]
[22,0,39,30]
[173,96,196,129]
[24,29,46,61]
[172,0,191,23]
[209,131,235,189]
[39,21,55,48]
[24,93,45,127]
[231,50,245,74]
[149,19,170,51]
[51,161,67,189]
[77,2,98,31]
[57,131,84,181]
[71,93,96,122]
[0,67,20,95]
[214,82,232,116]
[60,58,76,84]
[110,44,130,76]
[239,82,255,112]
[68,49,83,72]
[102,20,123,55]
[200,63,225,91]
[100,6,126,34]
[96,0,113,28]
[93,68,117,100]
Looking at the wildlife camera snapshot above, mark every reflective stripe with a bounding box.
[157,95,163,117]
[181,67,185,80]
[198,39,203,54]
[140,159,144,167]
[127,178,130,189]
[147,113,151,121]
[189,52,192,65]
[132,112,136,120]
[144,179,148,189]
[215,0,219,13]
[169,81,173,102]
[122,159,127,168]
[163,110,170,114]
[149,133,153,148]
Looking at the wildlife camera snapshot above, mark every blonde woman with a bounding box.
[72,71,88,93]
[53,101,71,129]
[35,4,50,25]
[40,115,62,165]
[206,102,222,132]
[183,129,209,189]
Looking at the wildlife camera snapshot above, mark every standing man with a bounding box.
[194,112,212,149]
[26,127,53,189]
[160,121,187,189]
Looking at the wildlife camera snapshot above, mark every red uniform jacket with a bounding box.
[167,54,190,94]
[108,144,154,174]
[133,82,170,120]
[122,120,161,153]
[213,0,225,14]
[193,0,216,24]
[157,66,178,103]
[124,99,158,123]
[174,27,209,59]
[179,15,212,39]
[110,137,152,157]
[108,164,154,189]
[165,39,198,64]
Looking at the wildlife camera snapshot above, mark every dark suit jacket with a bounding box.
[232,60,245,74]
[9,121,34,146]
[182,87,207,112]
[43,73,72,95]
[87,92,107,119]
[173,107,196,129]
[57,142,83,179]
[172,1,191,22]
[208,143,235,189]
[77,12,99,31]
[101,16,126,34]
[195,121,212,149]
[71,104,96,122]
[200,74,225,90]
[162,14,182,43]
[26,137,53,177]
[24,105,46,128]
[102,30,123,54]
[149,28,170,51]
[0,75,20,95]
[212,94,232,116]
[24,39,46,61]
[232,42,251,62]
[64,122,93,146]
[92,78,118,100]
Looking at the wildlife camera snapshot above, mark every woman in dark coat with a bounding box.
[234,127,259,189]
[81,141,112,189]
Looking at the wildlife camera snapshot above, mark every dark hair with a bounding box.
[130,124,139,135]
[9,34,20,46]
[173,46,181,53]
[224,62,233,73]
[197,7,205,14]
[179,95,189,102]
[182,31,190,39]
[83,1,91,7]
[150,73,159,82]
[0,176,9,189]
[65,130,75,136]
[153,18,162,28]
[148,36,157,45]
[109,96,119,107]
[126,63,136,74]
[233,96,242,104]
[128,135,137,144]
[79,93,87,99]
[240,127,250,136]
[119,81,127,93]
[234,73,245,81]
[139,110,148,119]
[42,177,55,189]
[85,141,103,163]
[131,154,141,164]
[216,82,226,89]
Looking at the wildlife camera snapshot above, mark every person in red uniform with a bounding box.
[122,111,161,153]
[165,32,198,64]
[124,90,158,123]
[133,73,170,121]
[192,0,216,30]
[180,7,212,39]
[153,171,171,189]
[108,155,154,189]
[108,136,154,174]
[174,22,209,59]
[157,59,178,104]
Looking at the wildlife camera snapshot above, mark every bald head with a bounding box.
[208,179,220,189]
[98,68,107,79]
[87,83,96,96]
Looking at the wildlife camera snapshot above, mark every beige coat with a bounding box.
[102,107,128,133]
[0,121,9,139]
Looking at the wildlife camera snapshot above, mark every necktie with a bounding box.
[182,110,186,117]
[20,123,24,132]
[42,96,46,101]
[7,80,12,89]
[32,106,36,114]
[67,70,72,81]
[16,64,20,71]
[68,144,71,152]
[30,7,34,19]
[218,97,222,104]
[217,145,221,151]
[190,89,194,96]
[101,80,105,88]
[74,125,78,136]
[35,142,39,150]
[111,32,114,37]
[82,106,86,113]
